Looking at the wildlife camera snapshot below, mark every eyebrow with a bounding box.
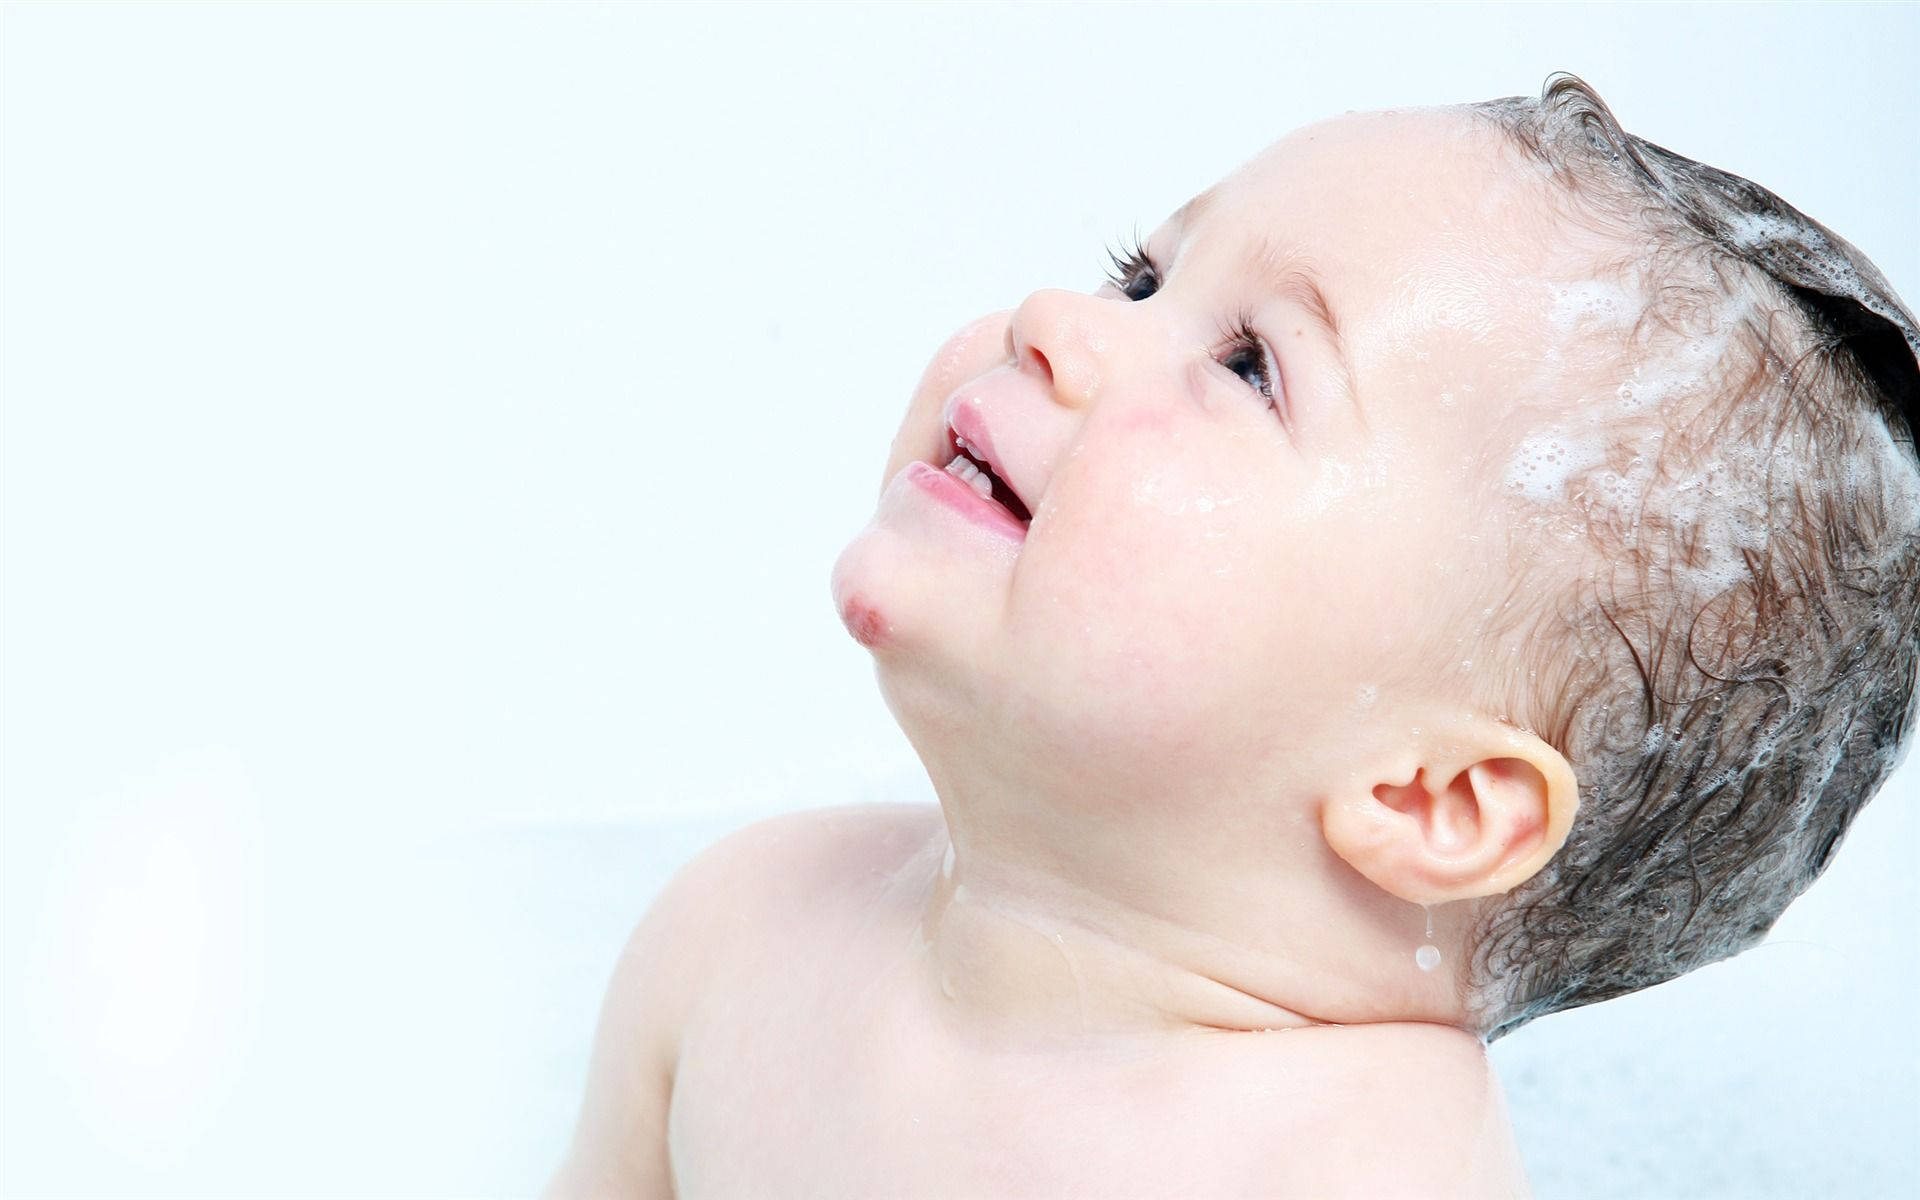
[1252,239,1364,430]
[1168,197,1365,430]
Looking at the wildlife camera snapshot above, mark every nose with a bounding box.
[1007,287,1113,409]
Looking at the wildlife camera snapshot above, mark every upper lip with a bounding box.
[942,401,1032,520]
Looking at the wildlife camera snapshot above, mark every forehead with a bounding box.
[1188,107,1564,295]
[1181,107,1613,419]
[1173,111,1670,536]
[1212,107,1535,222]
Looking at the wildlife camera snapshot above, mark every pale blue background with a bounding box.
[5,2,1916,1196]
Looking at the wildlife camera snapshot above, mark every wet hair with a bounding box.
[1457,73,1920,1041]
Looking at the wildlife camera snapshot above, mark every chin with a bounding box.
[830,468,1023,654]
[830,518,967,658]
[830,524,898,651]
[833,521,1018,744]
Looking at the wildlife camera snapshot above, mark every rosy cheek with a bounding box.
[1117,407,1175,437]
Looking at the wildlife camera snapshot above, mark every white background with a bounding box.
[5,2,1916,1196]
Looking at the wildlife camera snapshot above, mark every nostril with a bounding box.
[1011,288,1101,403]
[1018,341,1054,388]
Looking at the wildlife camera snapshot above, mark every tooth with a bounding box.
[945,455,994,499]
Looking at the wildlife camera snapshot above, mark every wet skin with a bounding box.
[551,106,1606,1198]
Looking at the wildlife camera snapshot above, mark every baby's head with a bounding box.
[1448,77,1919,1038]
[831,73,1920,1042]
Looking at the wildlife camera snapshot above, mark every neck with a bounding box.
[908,794,1470,1049]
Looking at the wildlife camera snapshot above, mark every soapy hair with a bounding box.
[1457,73,1920,1041]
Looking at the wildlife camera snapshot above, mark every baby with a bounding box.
[548,73,1920,1198]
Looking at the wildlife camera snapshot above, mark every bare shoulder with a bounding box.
[545,802,944,1197]
[636,801,945,1002]
[663,801,944,927]
[687,801,946,894]
[1268,1022,1533,1199]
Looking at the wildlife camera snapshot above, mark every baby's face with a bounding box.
[834,108,1584,803]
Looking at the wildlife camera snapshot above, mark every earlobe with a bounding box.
[1321,722,1580,905]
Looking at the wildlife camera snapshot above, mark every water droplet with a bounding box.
[1415,944,1443,971]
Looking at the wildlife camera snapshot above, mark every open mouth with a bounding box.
[942,426,1033,526]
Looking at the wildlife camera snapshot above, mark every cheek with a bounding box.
[903,314,1012,423]
[1047,430,1273,582]
[930,311,1013,385]
[881,312,1014,486]
[1019,449,1279,690]
[1011,437,1431,735]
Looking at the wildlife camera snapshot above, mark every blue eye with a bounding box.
[1101,233,1285,420]
[1102,232,1160,301]
[1216,311,1279,406]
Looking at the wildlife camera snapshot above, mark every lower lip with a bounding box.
[905,460,1029,543]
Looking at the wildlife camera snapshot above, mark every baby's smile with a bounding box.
[906,394,1035,544]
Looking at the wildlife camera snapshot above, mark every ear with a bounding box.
[1319,716,1580,904]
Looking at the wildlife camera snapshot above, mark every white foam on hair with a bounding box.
[1500,270,1791,592]
[1494,249,1920,641]
[1855,395,1920,531]
[1724,212,1870,297]
[1503,432,1608,503]
[1461,80,1920,1046]
[1547,279,1642,335]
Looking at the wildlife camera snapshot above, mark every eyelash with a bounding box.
[1100,233,1283,414]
